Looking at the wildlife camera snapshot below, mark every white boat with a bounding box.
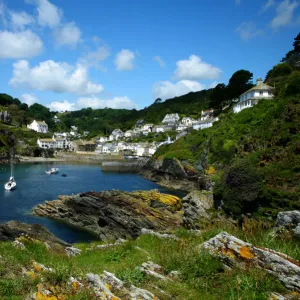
[45,170,52,175]
[4,151,17,191]
[50,167,59,174]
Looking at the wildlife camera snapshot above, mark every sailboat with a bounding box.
[4,149,16,191]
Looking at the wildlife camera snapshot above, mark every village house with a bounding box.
[135,119,144,127]
[201,110,214,121]
[98,136,108,143]
[181,117,195,127]
[193,117,219,130]
[162,113,180,125]
[124,130,134,138]
[109,129,124,141]
[233,78,274,113]
[141,124,154,132]
[37,138,56,149]
[176,124,189,132]
[37,136,68,149]
[27,120,48,133]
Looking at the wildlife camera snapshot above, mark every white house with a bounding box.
[162,113,180,124]
[201,110,214,121]
[176,124,188,132]
[193,118,219,130]
[125,130,134,138]
[54,137,67,149]
[27,120,48,133]
[109,129,124,141]
[99,136,108,143]
[181,117,195,127]
[233,78,274,113]
[37,138,56,149]
[141,124,154,132]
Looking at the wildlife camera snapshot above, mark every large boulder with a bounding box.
[33,190,182,241]
[202,232,300,292]
[182,191,214,227]
[275,211,300,228]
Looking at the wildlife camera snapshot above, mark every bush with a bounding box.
[283,71,300,96]
[214,159,263,216]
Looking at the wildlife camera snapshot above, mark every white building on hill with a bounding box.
[27,120,48,133]
[37,136,68,149]
[233,78,274,113]
[162,113,180,124]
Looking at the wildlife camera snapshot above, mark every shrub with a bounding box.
[214,159,263,216]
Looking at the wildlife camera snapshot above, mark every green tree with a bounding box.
[209,83,228,108]
[227,70,253,100]
[265,63,292,83]
[154,98,162,104]
[281,32,300,68]
[283,71,300,96]
[7,105,26,126]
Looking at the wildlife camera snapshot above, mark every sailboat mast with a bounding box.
[10,147,13,178]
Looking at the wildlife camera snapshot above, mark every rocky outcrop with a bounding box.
[182,190,214,227]
[142,158,199,192]
[202,232,300,291]
[101,158,149,172]
[33,190,182,241]
[275,211,300,238]
[0,221,69,246]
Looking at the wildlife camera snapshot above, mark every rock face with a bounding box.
[203,232,300,292]
[182,190,214,227]
[33,190,182,241]
[0,221,69,246]
[142,158,198,192]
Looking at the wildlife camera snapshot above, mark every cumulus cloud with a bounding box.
[271,0,298,29]
[79,45,110,69]
[53,22,81,48]
[152,80,205,100]
[9,60,103,95]
[0,30,43,58]
[153,56,165,68]
[35,0,62,28]
[48,100,75,112]
[174,55,221,81]
[115,49,135,71]
[20,93,38,106]
[9,11,35,29]
[235,22,264,40]
[47,96,138,111]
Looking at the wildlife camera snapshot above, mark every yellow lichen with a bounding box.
[239,246,254,260]
[133,190,182,210]
[221,247,236,259]
[33,262,43,273]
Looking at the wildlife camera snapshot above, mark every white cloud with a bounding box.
[271,0,298,29]
[0,2,7,26]
[115,49,135,71]
[174,55,221,80]
[260,0,276,13]
[36,0,62,28]
[76,96,138,110]
[53,22,82,48]
[235,22,264,40]
[48,100,75,111]
[153,56,165,68]
[10,60,103,95]
[20,93,38,106]
[152,80,205,100]
[0,30,43,58]
[47,96,138,111]
[9,11,35,29]
[79,45,110,68]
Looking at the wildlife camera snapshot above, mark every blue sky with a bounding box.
[0,0,299,111]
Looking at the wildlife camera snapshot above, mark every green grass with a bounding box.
[0,218,297,299]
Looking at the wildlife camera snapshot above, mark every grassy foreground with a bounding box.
[0,218,299,299]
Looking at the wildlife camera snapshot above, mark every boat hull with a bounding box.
[4,182,16,191]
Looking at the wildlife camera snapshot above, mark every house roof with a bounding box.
[240,81,274,97]
[36,120,47,125]
[39,138,54,142]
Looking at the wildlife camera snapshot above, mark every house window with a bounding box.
[268,91,272,95]
[259,91,263,96]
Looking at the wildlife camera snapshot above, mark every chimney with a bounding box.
[256,77,263,85]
